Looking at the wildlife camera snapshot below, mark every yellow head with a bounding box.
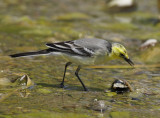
[110,43,134,66]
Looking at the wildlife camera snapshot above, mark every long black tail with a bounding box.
[10,48,55,58]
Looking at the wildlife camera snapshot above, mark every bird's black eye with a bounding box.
[120,53,124,57]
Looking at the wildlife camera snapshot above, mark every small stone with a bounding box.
[110,79,133,93]
[89,99,110,112]
[140,39,158,50]
[106,0,137,13]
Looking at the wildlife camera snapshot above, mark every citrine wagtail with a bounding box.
[10,38,134,91]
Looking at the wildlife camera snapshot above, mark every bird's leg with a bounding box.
[75,65,88,91]
[60,62,72,88]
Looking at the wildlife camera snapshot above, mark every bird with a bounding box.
[9,38,134,91]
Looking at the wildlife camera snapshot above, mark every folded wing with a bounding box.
[46,41,94,57]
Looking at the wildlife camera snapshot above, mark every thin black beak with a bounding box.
[124,57,134,66]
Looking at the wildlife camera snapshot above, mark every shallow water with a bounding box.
[0,0,160,118]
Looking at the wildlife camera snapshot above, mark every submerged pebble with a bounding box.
[88,99,111,112]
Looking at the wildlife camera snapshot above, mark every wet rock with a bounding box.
[110,79,133,93]
[140,39,158,50]
[106,0,137,13]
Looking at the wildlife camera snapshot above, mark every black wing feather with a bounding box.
[46,41,93,57]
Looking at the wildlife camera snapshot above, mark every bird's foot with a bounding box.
[84,87,88,91]
[60,83,65,88]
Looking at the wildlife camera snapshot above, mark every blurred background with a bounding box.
[0,0,160,118]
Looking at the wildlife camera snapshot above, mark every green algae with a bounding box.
[110,111,130,118]
[105,23,138,32]
[20,26,53,36]
[0,24,29,34]
[36,88,53,94]
[54,12,90,21]
[0,112,91,118]
[106,92,117,97]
